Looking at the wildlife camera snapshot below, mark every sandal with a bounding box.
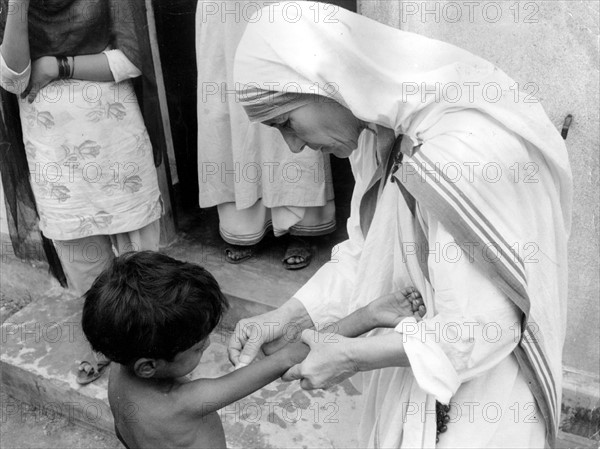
[282,237,312,270]
[224,244,257,264]
[76,353,110,385]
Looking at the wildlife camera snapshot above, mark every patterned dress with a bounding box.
[1,52,162,241]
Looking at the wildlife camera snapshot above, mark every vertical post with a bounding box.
[144,0,178,246]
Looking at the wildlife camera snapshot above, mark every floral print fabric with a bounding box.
[19,78,162,240]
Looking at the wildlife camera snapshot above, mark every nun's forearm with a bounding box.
[1,0,31,73]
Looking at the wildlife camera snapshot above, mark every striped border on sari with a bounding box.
[237,87,325,123]
[392,151,559,445]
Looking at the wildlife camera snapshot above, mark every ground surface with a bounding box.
[0,256,57,323]
[1,392,122,449]
[0,257,122,448]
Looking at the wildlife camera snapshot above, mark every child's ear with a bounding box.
[134,358,158,378]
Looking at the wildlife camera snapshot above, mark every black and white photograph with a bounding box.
[0,1,598,448]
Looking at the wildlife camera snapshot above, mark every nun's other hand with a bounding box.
[22,56,59,104]
[281,329,357,390]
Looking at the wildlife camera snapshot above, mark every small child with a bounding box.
[82,251,424,449]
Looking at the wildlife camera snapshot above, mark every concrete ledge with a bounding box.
[556,430,599,449]
[1,359,114,434]
[563,367,600,410]
[1,290,113,433]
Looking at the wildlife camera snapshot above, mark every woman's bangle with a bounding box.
[56,56,71,79]
[55,56,64,78]
[64,56,71,79]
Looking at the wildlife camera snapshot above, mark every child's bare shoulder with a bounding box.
[109,371,227,448]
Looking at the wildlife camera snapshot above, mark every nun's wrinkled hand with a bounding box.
[22,56,59,104]
[281,329,358,390]
[228,311,294,369]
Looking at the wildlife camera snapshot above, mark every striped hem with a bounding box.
[288,219,337,237]
[219,220,273,246]
[393,154,559,444]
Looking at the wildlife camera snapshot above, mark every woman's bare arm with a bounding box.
[70,54,114,81]
[1,0,31,72]
[22,53,115,103]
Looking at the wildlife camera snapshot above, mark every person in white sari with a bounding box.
[196,0,336,269]
[228,2,572,448]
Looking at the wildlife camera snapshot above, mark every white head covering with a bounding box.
[235,3,572,445]
[234,2,571,230]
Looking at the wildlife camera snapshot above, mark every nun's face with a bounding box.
[266,101,366,158]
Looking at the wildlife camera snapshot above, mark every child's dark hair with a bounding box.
[82,251,228,365]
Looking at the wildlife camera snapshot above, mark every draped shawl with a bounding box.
[0,0,166,280]
[234,2,572,445]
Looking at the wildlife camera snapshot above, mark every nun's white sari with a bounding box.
[235,3,572,447]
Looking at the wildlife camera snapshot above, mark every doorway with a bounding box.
[152,0,358,308]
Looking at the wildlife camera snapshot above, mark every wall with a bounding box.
[0,175,8,239]
[358,0,600,377]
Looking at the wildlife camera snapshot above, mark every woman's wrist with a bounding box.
[40,56,59,79]
[277,297,314,334]
[339,337,361,374]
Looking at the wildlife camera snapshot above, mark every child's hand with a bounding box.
[367,287,425,328]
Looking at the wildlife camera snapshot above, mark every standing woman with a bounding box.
[229,3,572,447]
[0,0,163,383]
[196,0,337,269]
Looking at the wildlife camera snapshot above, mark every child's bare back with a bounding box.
[109,364,226,449]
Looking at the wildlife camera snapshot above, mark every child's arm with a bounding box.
[274,287,424,377]
[179,342,309,417]
[260,288,425,357]
[180,288,424,416]
[332,287,425,338]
